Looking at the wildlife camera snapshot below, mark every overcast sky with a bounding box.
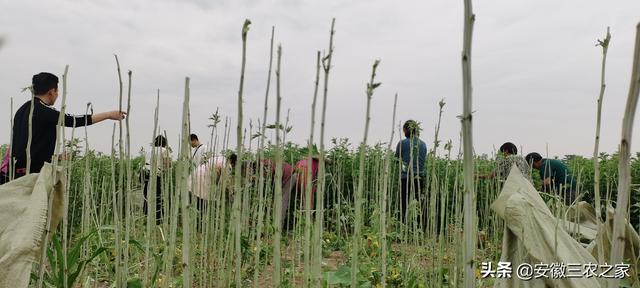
[1,0,640,158]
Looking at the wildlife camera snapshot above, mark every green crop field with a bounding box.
[5,120,640,287]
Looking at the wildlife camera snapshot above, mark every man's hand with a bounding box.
[543,177,552,186]
[107,111,127,120]
[92,111,127,124]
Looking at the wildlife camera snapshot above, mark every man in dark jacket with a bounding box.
[0,72,125,184]
[395,120,428,225]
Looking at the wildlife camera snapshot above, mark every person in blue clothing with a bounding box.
[525,152,576,205]
[395,120,428,225]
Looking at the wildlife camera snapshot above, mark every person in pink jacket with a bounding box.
[294,157,320,201]
[281,156,331,229]
[252,158,295,230]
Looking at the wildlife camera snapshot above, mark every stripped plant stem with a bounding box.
[232,19,251,287]
[273,44,284,287]
[113,54,125,288]
[593,27,611,264]
[610,22,640,288]
[143,91,160,286]
[315,19,335,284]
[8,97,14,181]
[353,59,381,288]
[461,0,476,287]
[302,50,321,287]
[381,93,398,288]
[36,65,69,288]
[429,99,445,238]
[123,70,133,286]
[26,86,35,174]
[253,25,275,287]
[109,123,121,288]
[180,77,192,287]
[57,65,70,288]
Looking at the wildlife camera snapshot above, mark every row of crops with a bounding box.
[3,140,638,287]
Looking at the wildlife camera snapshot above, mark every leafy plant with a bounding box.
[31,230,107,287]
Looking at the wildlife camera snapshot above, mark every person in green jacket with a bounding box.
[525,152,576,205]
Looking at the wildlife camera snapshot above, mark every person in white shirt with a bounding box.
[143,135,172,225]
[190,134,208,168]
[189,153,233,232]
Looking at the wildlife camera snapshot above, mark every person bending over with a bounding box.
[525,152,576,205]
[479,142,532,184]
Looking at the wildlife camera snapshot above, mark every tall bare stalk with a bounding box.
[593,27,611,263]
[123,70,132,285]
[232,19,251,287]
[425,99,446,242]
[165,129,179,288]
[180,77,192,287]
[113,54,125,288]
[26,86,35,174]
[303,51,321,287]
[273,44,284,287]
[8,97,13,181]
[315,18,335,283]
[143,91,160,286]
[253,26,275,286]
[353,59,381,287]
[37,65,69,288]
[109,123,122,287]
[81,103,94,268]
[609,23,640,288]
[381,93,398,288]
[56,65,70,288]
[461,0,476,287]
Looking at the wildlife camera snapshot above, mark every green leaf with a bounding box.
[325,265,351,285]
[68,247,107,285]
[45,237,56,280]
[127,278,143,288]
[53,233,64,285]
[68,230,98,268]
[173,275,184,287]
[129,239,145,253]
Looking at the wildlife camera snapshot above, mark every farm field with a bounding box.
[3,139,640,287]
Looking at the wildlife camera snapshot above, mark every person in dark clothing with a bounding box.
[525,152,576,205]
[0,72,125,184]
[395,120,428,226]
[143,135,171,225]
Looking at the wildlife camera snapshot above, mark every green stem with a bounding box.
[353,59,380,288]
[232,19,251,287]
[273,44,284,287]
[609,22,640,288]
[461,0,476,287]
